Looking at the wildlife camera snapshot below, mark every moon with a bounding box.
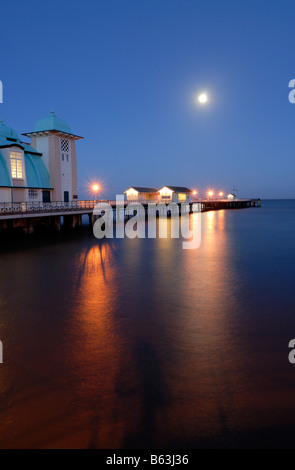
[198,93,208,104]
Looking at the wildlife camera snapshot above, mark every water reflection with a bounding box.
[70,242,134,448]
[0,214,246,448]
[1,204,295,447]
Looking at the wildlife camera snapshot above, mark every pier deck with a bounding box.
[0,198,261,232]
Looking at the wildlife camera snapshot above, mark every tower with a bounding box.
[23,111,83,202]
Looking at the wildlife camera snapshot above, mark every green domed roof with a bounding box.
[25,153,51,189]
[0,120,20,141]
[33,111,71,133]
[0,151,11,186]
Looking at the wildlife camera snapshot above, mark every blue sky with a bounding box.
[1,0,295,199]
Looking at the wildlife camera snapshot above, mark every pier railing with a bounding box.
[0,197,260,215]
[0,199,165,214]
[0,200,98,214]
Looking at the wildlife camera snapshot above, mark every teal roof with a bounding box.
[0,120,42,155]
[0,138,42,155]
[33,111,71,134]
[0,120,20,141]
[25,153,51,189]
[0,137,22,149]
[0,151,11,187]
[22,143,42,155]
[0,119,53,190]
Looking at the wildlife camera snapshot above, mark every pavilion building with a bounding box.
[0,111,82,204]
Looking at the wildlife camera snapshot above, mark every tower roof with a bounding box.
[23,111,83,140]
[33,111,71,133]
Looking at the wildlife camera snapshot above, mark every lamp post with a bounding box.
[208,190,214,200]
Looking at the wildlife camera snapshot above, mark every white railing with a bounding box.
[0,200,98,214]
[0,198,213,215]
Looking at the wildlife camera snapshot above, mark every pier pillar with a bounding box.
[53,216,61,231]
[25,220,34,234]
[64,214,82,229]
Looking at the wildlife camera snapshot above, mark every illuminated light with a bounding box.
[159,187,173,199]
[208,191,214,197]
[159,186,173,195]
[192,190,197,195]
[92,184,99,192]
[219,192,224,197]
[198,93,208,104]
[126,188,139,197]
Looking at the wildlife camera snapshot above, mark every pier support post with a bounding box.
[53,216,61,231]
[64,214,82,229]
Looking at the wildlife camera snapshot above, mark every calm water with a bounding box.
[0,200,295,449]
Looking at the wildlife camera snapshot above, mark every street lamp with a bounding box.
[92,184,99,203]
[208,190,214,200]
[219,192,224,198]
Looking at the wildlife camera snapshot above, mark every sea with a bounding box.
[0,199,295,449]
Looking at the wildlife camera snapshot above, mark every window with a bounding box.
[10,151,24,179]
[28,189,38,199]
[60,139,69,153]
[178,193,187,202]
[61,138,70,165]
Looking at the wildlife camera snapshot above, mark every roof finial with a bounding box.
[50,109,55,115]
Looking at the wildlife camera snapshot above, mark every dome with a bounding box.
[0,120,20,141]
[33,111,71,134]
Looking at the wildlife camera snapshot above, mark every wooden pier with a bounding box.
[0,198,261,234]
[197,198,261,211]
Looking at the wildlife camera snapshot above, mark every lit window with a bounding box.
[10,151,23,179]
[178,193,186,202]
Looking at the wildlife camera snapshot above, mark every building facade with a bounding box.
[0,112,82,203]
[124,187,159,201]
[124,186,193,203]
[158,186,193,203]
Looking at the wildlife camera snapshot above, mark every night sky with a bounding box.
[1,0,295,199]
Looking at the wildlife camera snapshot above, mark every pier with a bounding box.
[198,198,261,211]
[0,197,261,233]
